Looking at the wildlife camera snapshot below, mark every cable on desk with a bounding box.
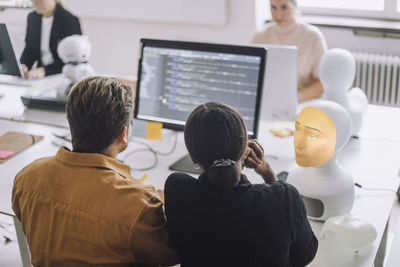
[356,183,400,202]
[0,222,15,237]
[132,131,178,156]
[122,131,178,171]
[353,137,400,144]
[354,182,397,193]
[3,236,12,244]
[123,148,158,171]
[52,133,71,142]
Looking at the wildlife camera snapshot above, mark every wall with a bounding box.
[0,0,259,77]
[319,27,400,55]
[0,8,29,55]
[1,0,399,77]
[67,0,259,77]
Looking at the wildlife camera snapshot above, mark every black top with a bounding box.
[20,3,81,76]
[164,172,318,267]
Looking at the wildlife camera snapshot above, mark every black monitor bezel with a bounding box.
[0,23,24,77]
[134,38,266,139]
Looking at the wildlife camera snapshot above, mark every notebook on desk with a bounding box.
[0,131,43,163]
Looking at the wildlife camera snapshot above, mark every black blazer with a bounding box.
[20,3,81,76]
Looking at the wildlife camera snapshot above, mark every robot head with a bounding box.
[319,48,356,92]
[57,35,91,64]
[294,100,352,167]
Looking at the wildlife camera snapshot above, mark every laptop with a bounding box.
[0,23,66,110]
[257,44,298,121]
[0,23,35,87]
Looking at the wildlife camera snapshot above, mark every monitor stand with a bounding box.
[169,154,203,175]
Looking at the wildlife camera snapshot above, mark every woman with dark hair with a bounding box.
[164,102,318,267]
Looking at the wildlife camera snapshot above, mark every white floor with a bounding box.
[1,199,399,267]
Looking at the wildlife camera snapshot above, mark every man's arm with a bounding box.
[132,194,179,266]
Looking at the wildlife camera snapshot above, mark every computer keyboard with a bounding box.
[20,95,66,111]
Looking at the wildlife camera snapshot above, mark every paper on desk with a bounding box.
[133,173,148,183]
[269,121,295,138]
[132,120,162,140]
[0,91,25,119]
[146,121,162,140]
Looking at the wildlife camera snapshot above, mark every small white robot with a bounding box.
[56,34,95,99]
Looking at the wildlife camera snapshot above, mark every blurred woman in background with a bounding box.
[252,0,327,102]
[21,0,81,79]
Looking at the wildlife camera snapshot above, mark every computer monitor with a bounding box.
[135,38,266,137]
[135,39,266,174]
[257,45,297,121]
[0,23,24,77]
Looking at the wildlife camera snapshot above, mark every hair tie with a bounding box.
[211,159,236,168]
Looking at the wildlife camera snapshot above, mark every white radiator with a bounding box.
[352,52,400,107]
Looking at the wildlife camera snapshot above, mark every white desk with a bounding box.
[1,82,400,267]
[0,118,69,266]
[257,104,400,267]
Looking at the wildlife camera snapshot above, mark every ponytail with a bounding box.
[207,164,238,190]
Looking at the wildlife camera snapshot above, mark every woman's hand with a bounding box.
[21,64,29,77]
[244,139,278,183]
[26,67,45,79]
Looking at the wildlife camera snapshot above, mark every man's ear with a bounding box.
[117,126,128,145]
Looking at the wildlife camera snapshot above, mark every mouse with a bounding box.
[320,214,377,253]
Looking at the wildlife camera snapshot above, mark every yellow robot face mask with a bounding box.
[294,106,336,167]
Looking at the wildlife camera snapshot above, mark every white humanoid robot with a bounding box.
[319,48,368,137]
[287,100,354,221]
[56,34,95,99]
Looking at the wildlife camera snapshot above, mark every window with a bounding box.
[297,0,400,20]
[299,0,384,11]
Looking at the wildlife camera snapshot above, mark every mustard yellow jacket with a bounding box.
[12,147,178,267]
